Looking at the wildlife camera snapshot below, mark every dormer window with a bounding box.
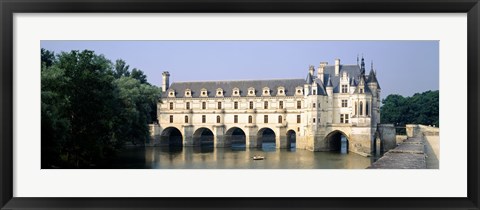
[295,87,303,96]
[168,89,175,98]
[185,89,192,97]
[262,87,270,96]
[277,87,285,96]
[216,88,224,97]
[248,87,256,96]
[232,88,240,97]
[200,88,208,97]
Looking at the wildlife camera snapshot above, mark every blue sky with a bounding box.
[41,41,439,100]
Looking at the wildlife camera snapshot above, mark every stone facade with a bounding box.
[153,57,382,155]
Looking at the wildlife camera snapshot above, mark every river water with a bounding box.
[108,143,378,169]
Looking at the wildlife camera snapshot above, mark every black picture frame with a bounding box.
[1,0,479,209]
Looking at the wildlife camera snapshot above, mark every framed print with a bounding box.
[1,0,479,209]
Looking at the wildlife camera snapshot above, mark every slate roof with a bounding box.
[165,63,379,98]
[166,79,306,98]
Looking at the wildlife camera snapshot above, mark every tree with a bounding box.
[130,68,148,85]
[113,59,130,78]
[41,49,162,168]
[113,77,161,145]
[380,90,439,127]
[41,48,55,68]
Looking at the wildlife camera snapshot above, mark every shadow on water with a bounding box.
[193,146,214,153]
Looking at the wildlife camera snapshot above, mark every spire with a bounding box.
[367,68,378,84]
[357,54,359,66]
[360,56,365,75]
[371,60,373,71]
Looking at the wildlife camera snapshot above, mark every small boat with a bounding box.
[252,155,265,160]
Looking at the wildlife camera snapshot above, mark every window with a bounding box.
[217,115,221,123]
[186,102,190,109]
[359,101,363,115]
[313,89,316,95]
[202,115,206,123]
[279,90,284,94]
[365,101,369,116]
[169,115,173,123]
[297,101,302,109]
[340,114,344,123]
[313,118,316,123]
[248,115,253,123]
[341,100,348,107]
[169,102,174,110]
[264,101,268,109]
[359,88,364,94]
[345,114,349,123]
[217,102,222,109]
[234,115,238,123]
[297,115,301,123]
[342,85,348,93]
[185,115,189,123]
[249,101,254,109]
[264,115,268,123]
[340,114,349,123]
[313,103,316,108]
[279,101,284,109]
[202,102,206,109]
[234,101,238,109]
[278,115,282,123]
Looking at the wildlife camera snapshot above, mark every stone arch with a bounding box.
[257,127,276,150]
[286,129,296,149]
[325,130,349,153]
[193,127,214,147]
[225,127,246,149]
[160,127,183,147]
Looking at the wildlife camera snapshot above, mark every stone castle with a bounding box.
[151,57,383,155]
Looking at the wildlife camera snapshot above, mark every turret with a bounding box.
[335,58,340,76]
[367,62,379,97]
[162,71,170,92]
[317,62,327,83]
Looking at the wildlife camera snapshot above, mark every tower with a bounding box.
[162,71,170,92]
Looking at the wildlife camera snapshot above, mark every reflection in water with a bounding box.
[108,145,376,169]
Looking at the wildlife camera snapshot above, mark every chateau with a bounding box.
[153,57,382,155]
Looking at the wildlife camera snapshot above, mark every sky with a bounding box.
[41,41,439,100]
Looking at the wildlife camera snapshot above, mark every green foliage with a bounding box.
[381,90,439,127]
[41,48,55,68]
[114,59,130,78]
[41,49,161,168]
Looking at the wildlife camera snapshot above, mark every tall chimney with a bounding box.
[318,62,328,83]
[335,58,340,76]
[162,71,170,92]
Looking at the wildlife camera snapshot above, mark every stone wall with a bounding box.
[377,124,397,152]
